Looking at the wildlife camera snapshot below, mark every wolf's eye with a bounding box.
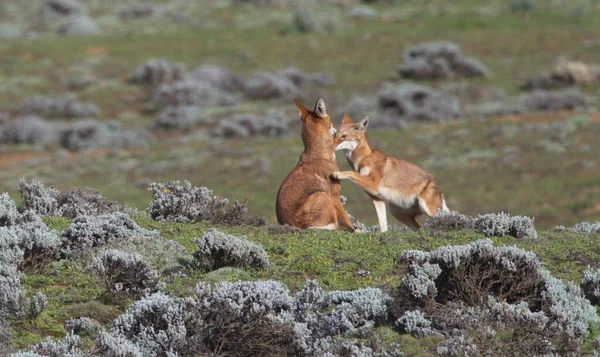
[341,134,347,139]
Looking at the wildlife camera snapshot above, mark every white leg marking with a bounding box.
[417,197,433,217]
[372,199,388,232]
[442,195,449,212]
[359,167,371,177]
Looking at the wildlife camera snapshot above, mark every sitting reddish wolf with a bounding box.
[331,114,448,231]
[276,98,355,231]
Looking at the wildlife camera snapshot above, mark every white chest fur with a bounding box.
[359,167,371,176]
[378,187,417,210]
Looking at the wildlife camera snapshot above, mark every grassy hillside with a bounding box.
[1,0,600,355]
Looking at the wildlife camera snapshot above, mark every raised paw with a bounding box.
[330,171,347,180]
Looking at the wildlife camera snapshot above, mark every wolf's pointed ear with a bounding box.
[294,98,308,120]
[342,113,353,125]
[314,97,327,118]
[357,115,369,132]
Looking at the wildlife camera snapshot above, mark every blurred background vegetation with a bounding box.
[1,0,599,229]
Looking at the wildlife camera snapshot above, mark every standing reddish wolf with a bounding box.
[331,114,448,231]
[276,98,355,231]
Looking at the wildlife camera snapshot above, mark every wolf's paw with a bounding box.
[330,171,346,180]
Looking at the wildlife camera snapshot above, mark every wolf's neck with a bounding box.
[302,139,336,162]
[347,139,373,170]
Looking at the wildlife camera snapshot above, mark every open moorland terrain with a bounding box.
[1,0,600,356]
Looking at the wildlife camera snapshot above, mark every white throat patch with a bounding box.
[329,127,337,138]
[335,140,358,152]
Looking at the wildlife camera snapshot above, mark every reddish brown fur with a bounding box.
[331,114,447,230]
[276,99,355,231]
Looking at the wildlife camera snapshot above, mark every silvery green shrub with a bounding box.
[58,16,102,37]
[147,181,266,226]
[61,212,158,255]
[127,58,185,89]
[396,310,436,338]
[17,94,99,119]
[82,279,397,356]
[90,249,160,297]
[42,0,84,21]
[110,292,195,356]
[65,317,102,338]
[326,288,391,326]
[152,80,238,108]
[13,332,83,357]
[187,64,244,93]
[519,89,587,112]
[377,84,462,124]
[193,228,269,270]
[59,120,150,152]
[0,320,11,356]
[212,112,293,139]
[243,71,299,100]
[421,210,475,232]
[399,41,490,80]
[0,226,25,268]
[18,178,60,217]
[0,276,47,320]
[581,266,600,305]
[475,212,537,239]
[0,193,20,226]
[0,116,60,145]
[118,3,161,20]
[94,331,143,357]
[154,106,207,130]
[395,239,598,353]
[19,178,121,218]
[13,212,60,266]
[571,221,600,234]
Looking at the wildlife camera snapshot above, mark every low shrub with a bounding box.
[395,309,436,338]
[194,228,269,270]
[65,317,102,338]
[0,193,20,227]
[14,332,83,357]
[187,64,245,93]
[17,94,99,119]
[61,212,159,256]
[118,4,161,20]
[421,210,476,232]
[212,112,293,138]
[154,106,207,130]
[581,266,600,305]
[519,89,587,112]
[59,120,151,152]
[0,116,60,145]
[152,80,239,108]
[394,239,598,354]
[399,41,490,80]
[58,16,102,36]
[90,249,160,297]
[285,1,343,34]
[42,0,84,21]
[127,58,186,89]
[19,178,121,218]
[243,71,299,100]
[0,320,11,356]
[475,212,537,239]
[377,84,462,124]
[147,181,266,226]
[0,275,48,320]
